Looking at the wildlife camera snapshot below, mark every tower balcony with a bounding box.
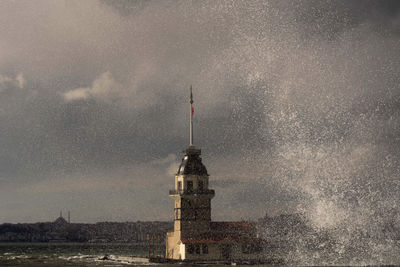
[169,189,215,196]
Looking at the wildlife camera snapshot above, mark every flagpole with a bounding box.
[190,86,193,147]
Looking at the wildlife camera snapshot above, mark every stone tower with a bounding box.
[166,87,215,259]
[169,146,215,239]
[170,86,215,238]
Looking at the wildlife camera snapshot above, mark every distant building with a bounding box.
[165,88,264,262]
[54,211,69,226]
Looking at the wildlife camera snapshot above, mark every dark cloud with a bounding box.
[0,0,399,239]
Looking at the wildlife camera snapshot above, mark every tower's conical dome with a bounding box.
[177,147,208,176]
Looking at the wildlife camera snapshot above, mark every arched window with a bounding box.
[187,181,193,192]
[202,244,208,254]
[198,180,204,191]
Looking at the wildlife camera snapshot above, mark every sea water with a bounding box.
[0,243,284,266]
[0,243,155,266]
[0,243,274,267]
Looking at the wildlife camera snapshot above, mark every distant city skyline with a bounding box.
[0,0,399,226]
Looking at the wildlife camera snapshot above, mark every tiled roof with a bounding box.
[211,221,256,231]
[181,236,263,244]
[181,238,221,244]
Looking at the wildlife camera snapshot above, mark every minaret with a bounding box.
[169,87,215,240]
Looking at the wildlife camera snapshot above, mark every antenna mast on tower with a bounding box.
[190,86,194,147]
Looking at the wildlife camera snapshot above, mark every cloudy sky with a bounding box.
[0,0,399,225]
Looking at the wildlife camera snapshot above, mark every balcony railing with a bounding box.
[169,189,215,195]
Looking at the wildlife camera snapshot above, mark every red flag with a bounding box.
[191,106,194,116]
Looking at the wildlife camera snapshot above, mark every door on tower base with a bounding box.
[220,244,232,261]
